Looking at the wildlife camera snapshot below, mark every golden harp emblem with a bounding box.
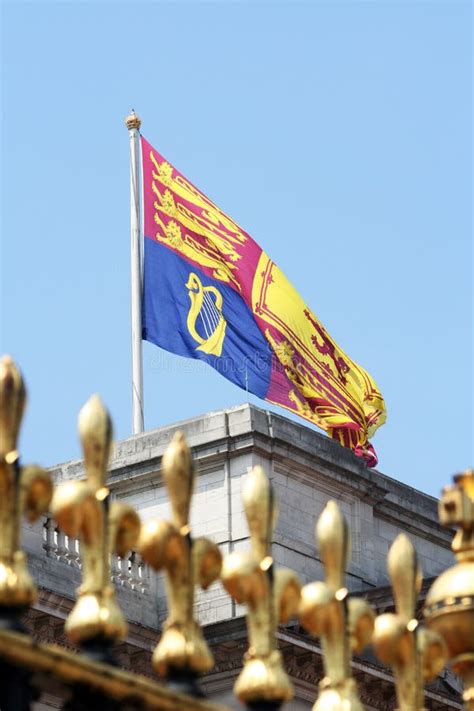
[186,273,227,357]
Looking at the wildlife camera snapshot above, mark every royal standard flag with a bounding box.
[141,136,386,466]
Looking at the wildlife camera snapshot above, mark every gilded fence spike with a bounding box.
[138,431,222,687]
[299,500,374,711]
[0,356,52,609]
[51,395,141,646]
[424,468,474,711]
[373,533,446,711]
[221,466,301,708]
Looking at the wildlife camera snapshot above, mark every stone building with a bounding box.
[23,404,462,710]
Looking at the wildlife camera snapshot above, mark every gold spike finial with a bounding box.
[51,395,141,645]
[0,355,26,455]
[317,499,348,590]
[221,466,301,705]
[299,500,374,711]
[0,355,52,608]
[162,430,194,529]
[138,431,222,681]
[78,393,112,490]
[374,533,446,711]
[424,468,474,711]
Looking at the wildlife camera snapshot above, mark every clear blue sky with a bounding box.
[1,1,472,496]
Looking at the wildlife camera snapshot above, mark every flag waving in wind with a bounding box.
[141,136,386,466]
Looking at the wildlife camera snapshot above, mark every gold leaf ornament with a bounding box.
[221,466,301,705]
[424,469,474,711]
[51,395,141,645]
[299,500,374,711]
[373,534,447,711]
[0,356,52,608]
[138,431,222,678]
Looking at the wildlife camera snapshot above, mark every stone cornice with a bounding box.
[276,627,462,710]
[372,498,453,549]
[203,618,461,710]
[25,594,461,710]
[48,405,450,548]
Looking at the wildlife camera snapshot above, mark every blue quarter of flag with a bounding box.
[142,238,273,398]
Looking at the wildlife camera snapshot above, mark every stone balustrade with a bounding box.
[42,518,150,593]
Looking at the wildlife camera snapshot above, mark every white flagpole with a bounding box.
[125,110,144,434]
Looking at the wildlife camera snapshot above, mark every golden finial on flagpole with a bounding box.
[138,431,222,693]
[125,109,141,131]
[424,469,474,711]
[299,500,374,711]
[51,395,141,649]
[221,466,301,708]
[373,533,446,711]
[0,355,53,610]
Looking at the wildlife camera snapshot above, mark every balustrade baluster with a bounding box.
[117,555,129,588]
[110,553,120,585]
[129,552,140,591]
[137,553,148,593]
[56,529,67,564]
[72,538,81,568]
[43,518,55,558]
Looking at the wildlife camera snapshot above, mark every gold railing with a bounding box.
[0,354,472,711]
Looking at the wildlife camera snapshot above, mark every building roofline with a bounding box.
[49,402,441,506]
